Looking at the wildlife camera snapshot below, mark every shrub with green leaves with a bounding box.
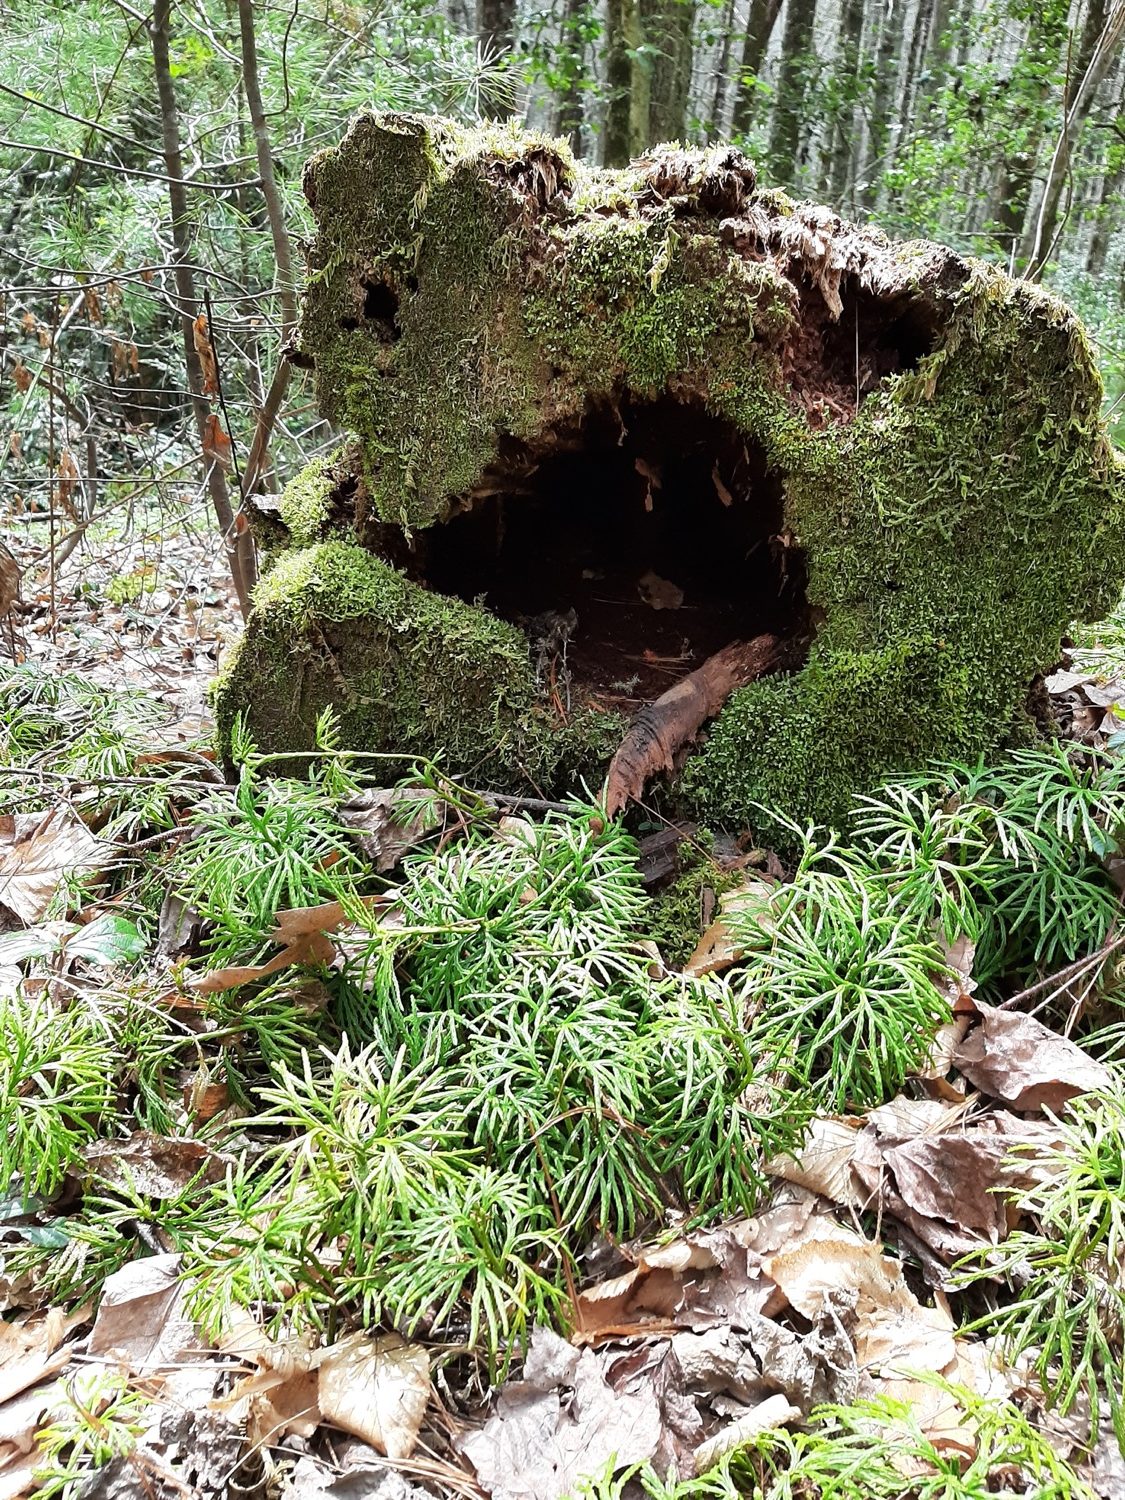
[35,1367,149,1500]
[851,745,1125,993]
[731,836,953,1110]
[738,1387,1094,1500]
[572,1387,1093,1499]
[175,810,809,1359]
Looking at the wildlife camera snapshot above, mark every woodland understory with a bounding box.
[9,0,1125,1496]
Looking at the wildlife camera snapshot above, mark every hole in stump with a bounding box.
[362,280,402,343]
[399,392,811,710]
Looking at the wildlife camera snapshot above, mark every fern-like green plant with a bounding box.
[0,990,117,1196]
[958,1086,1125,1449]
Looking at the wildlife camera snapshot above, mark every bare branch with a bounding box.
[0,136,263,194]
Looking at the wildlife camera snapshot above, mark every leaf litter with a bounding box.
[0,628,1123,1495]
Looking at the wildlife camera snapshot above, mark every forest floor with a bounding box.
[3,509,1125,1500]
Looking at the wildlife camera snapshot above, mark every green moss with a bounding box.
[214,542,625,790]
[688,278,1125,833]
[277,453,337,550]
[221,115,1125,832]
[645,838,743,967]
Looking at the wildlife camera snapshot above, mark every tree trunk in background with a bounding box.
[708,0,739,138]
[647,0,696,140]
[553,0,588,150]
[604,0,648,164]
[822,0,865,205]
[478,0,518,116]
[987,6,1069,265]
[1087,147,1125,272]
[894,0,933,173]
[149,0,250,619]
[1084,66,1125,271]
[730,0,782,139]
[768,0,817,180]
[861,0,906,208]
[1023,0,1117,270]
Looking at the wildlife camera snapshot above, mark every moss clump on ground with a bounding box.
[215,542,623,787]
[216,113,1125,826]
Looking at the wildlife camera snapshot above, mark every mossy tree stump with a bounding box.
[216,112,1125,828]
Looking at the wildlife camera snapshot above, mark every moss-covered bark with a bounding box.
[215,112,1125,830]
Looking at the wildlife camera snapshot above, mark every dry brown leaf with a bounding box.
[763,1229,915,1323]
[0,1311,77,1409]
[53,450,80,520]
[186,894,394,994]
[952,999,1113,1111]
[461,1327,661,1500]
[202,413,232,469]
[767,1116,866,1208]
[710,461,734,507]
[10,361,30,394]
[0,808,106,925]
[0,545,20,619]
[88,1254,211,1375]
[221,1322,428,1461]
[881,1135,1009,1240]
[683,875,774,978]
[193,312,219,396]
[83,1130,227,1199]
[316,1333,429,1459]
[691,1393,800,1474]
[340,789,445,872]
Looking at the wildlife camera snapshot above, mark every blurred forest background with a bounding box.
[2,0,1125,624]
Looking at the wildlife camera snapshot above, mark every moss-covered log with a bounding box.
[217,112,1125,828]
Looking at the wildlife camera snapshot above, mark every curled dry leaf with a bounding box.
[193,312,219,396]
[767,1116,867,1209]
[202,412,232,469]
[460,1327,661,1500]
[604,635,779,817]
[691,1393,801,1475]
[53,450,80,520]
[0,544,20,619]
[952,998,1113,1111]
[186,894,394,994]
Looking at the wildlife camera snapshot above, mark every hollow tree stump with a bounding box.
[216,113,1125,829]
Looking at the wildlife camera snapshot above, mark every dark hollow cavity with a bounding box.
[399,394,811,706]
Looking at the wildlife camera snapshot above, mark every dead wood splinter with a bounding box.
[604,633,780,818]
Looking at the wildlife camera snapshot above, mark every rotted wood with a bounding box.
[604,633,780,818]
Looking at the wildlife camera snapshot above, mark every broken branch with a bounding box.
[603,634,780,818]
